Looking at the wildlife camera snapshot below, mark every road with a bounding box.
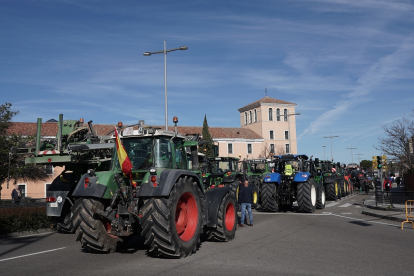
[1,193,413,276]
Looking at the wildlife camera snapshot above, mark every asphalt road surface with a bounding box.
[1,193,413,276]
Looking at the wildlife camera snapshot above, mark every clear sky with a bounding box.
[1,0,413,164]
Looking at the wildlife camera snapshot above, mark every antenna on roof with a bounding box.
[265,87,267,97]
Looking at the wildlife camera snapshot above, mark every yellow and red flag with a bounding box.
[114,127,136,187]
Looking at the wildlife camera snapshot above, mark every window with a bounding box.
[46,164,54,175]
[269,130,274,140]
[244,112,247,125]
[285,131,289,140]
[174,141,187,170]
[228,143,233,154]
[270,144,275,154]
[284,109,288,121]
[269,108,273,121]
[249,111,252,124]
[276,108,280,121]
[286,144,290,154]
[17,184,27,199]
[254,109,257,122]
[247,143,252,154]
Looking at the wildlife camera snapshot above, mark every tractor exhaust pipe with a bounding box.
[35,118,42,156]
[57,114,63,152]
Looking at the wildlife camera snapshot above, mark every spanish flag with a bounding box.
[114,127,136,187]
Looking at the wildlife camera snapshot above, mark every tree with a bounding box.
[259,142,284,158]
[375,111,414,173]
[0,103,47,199]
[360,160,372,171]
[199,115,214,157]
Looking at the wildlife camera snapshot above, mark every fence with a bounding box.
[0,198,46,209]
[375,190,414,206]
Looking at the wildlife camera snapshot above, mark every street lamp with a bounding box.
[143,41,188,130]
[323,145,326,160]
[287,112,301,154]
[346,146,357,164]
[323,134,339,161]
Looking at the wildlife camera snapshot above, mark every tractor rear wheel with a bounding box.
[206,192,237,242]
[141,176,202,258]
[260,183,278,212]
[297,179,317,213]
[316,187,326,209]
[325,183,338,201]
[337,181,342,200]
[75,198,121,253]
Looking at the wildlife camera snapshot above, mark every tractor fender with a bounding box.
[323,175,336,184]
[71,172,113,199]
[203,186,233,228]
[222,173,238,183]
[263,173,281,185]
[138,169,203,197]
[293,172,311,182]
[46,172,77,217]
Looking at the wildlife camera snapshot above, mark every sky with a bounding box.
[1,0,413,165]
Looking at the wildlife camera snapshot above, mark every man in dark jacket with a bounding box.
[11,184,21,205]
[238,180,254,227]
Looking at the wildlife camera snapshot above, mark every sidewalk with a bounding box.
[362,193,414,224]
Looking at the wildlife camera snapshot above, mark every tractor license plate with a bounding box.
[49,202,58,208]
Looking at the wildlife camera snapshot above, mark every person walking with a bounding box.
[11,184,21,205]
[238,180,254,227]
[384,177,392,196]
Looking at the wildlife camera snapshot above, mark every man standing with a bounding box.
[238,180,254,227]
[11,184,21,205]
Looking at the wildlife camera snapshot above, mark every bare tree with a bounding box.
[259,142,285,158]
[375,111,414,172]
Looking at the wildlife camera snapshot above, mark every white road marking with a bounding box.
[0,247,66,262]
[254,212,331,216]
[326,202,340,207]
[355,206,361,208]
[339,203,352,208]
[341,213,352,214]
[7,232,54,239]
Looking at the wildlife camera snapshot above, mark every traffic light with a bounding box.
[377,156,382,169]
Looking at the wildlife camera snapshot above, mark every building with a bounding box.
[2,96,298,199]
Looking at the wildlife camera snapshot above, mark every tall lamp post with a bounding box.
[287,112,301,154]
[144,41,188,130]
[346,146,357,164]
[323,145,326,160]
[323,134,339,161]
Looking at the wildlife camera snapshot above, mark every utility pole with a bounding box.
[346,146,357,164]
[323,134,339,162]
[355,153,364,166]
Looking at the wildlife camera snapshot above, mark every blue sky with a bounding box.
[1,0,413,164]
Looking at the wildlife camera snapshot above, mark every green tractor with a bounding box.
[334,162,349,197]
[70,119,237,258]
[241,158,273,207]
[203,156,243,193]
[24,114,114,233]
[317,160,341,201]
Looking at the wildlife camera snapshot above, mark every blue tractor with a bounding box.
[260,154,325,213]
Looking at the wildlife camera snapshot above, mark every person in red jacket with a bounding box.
[384,178,392,195]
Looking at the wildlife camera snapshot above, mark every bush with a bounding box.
[0,206,52,235]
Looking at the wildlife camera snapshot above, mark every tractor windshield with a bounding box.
[113,136,173,170]
[211,159,239,174]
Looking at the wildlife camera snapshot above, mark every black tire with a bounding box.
[141,176,203,258]
[337,181,342,200]
[226,179,240,194]
[325,183,338,201]
[297,179,317,213]
[75,198,121,253]
[260,183,279,212]
[342,180,347,197]
[316,187,326,209]
[206,192,237,242]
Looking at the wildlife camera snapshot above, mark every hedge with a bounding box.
[0,206,53,235]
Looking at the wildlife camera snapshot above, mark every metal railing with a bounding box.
[375,190,414,206]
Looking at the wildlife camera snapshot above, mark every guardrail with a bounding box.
[401,200,414,230]
[374,190,414,206]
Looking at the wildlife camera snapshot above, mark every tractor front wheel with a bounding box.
[206,192,237,241]
[316,187,326,209]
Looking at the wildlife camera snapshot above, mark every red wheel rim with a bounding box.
[175,192,198,242]
[224,202,235,231]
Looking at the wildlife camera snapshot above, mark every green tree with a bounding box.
[360,160,372,171]
[199,115,214,157]
[0,103,47,199]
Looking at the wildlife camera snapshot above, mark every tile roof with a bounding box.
[7,122,263,140]
[238,96,296,113]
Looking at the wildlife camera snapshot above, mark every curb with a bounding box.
[361,209,413,223]
[0,228,55,239]
[364,205,405,212]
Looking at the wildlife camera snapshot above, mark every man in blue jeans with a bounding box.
[238,180,254,227]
